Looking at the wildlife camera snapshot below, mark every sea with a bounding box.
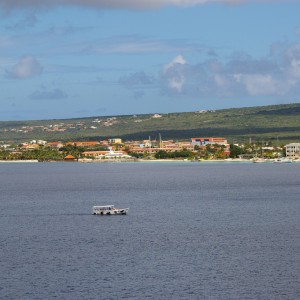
[0,161,299,300]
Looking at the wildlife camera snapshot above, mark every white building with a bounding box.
[108,138,122,144]
[152,114,162,118]
[285,143,300,159]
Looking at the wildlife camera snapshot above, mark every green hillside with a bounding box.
[1,103,300,144]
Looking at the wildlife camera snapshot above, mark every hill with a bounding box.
[1,103,300,145]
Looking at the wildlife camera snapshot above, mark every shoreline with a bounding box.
[0,160,39,163]
[0,158,298,164]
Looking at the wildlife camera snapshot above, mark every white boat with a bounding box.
[93,205,129,215]
[273,158,293,163]
[252,158,267,163]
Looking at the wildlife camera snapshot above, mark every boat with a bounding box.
[252,157,267,163]
[273,158,293,163]
[92,205,129,215]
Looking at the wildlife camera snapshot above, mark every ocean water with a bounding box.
[0,162,299,300]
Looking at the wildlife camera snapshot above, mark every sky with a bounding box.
[1,0,300,121]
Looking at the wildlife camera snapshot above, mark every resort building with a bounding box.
[82,151,109,158]
[46,141,64,149]
[285,143,300,159]
[108,138,122,144]
[191,137,228,146]
[21,144,40,150]
[82,149,132,159]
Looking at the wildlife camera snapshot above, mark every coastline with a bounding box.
[0,158,298,164]
[0,160,39,163]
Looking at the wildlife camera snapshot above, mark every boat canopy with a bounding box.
[93,205,114,210]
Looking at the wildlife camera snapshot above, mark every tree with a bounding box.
[229,144,244,158]
[60,144,84,159]
[155,150,169,159]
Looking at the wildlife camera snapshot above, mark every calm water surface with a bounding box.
[0,162,300,300]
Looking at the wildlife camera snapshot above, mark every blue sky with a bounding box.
[1,0,300,121]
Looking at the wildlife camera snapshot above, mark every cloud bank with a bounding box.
[0,0,293,11]
[159,44,300,98]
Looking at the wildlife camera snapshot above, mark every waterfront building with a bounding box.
[285,143,300,159]
[191,137,228,146]
[82,149,131,159]
[64,154,76,161]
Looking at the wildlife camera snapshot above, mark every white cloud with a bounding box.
[163,55,187,92]
[234,74,280,96]
[164,54,186,71]
[5,55,43,79]
[91,39,172,54]
[289,59,300,78]
[161,43,300,98]
[213,74,231,91]
[0,0,286,11]
[75,36,206,55]
[168,75,185,92]
[284,44,300,79]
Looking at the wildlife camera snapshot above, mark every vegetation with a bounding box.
[0,103,300,144]
[154,149,191,159]
[128,145,229,160]
[0,141,290,161]
[0,145,88,161]
[229,144,245,158]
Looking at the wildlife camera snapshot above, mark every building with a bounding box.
[108,138,122,144]
[285,143,300,159]
[152,114,162,118]
[82,149,132,159]
[191,137,228,146]
[82,151,109,158]
[191,137,230,157]
[66,141,100,147]
[64,154,76,161]
[21,144,40,150]
[46,141,64,149]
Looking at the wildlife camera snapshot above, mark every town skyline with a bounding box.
[1,0,300,121]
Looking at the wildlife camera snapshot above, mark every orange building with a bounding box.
[64,154,76,161]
